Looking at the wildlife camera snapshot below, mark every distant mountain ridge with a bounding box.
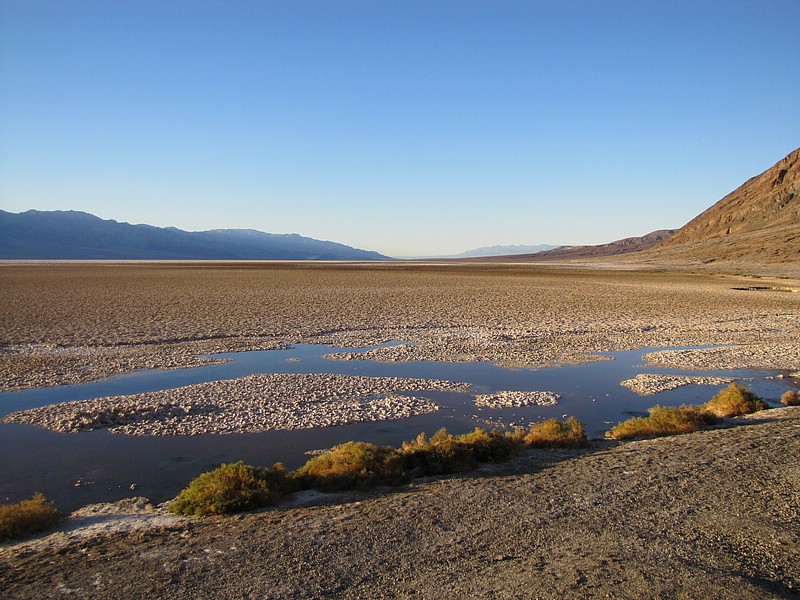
[467,230,674,262]
[467,147,799,271]
[431,243,560,259]
[0,210,389,261]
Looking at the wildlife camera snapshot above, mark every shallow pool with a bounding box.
[0,343,793,512]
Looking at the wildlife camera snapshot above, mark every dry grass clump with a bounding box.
[0,493,62,541]
[516,416,589,448]
[454,427,518,462]
[294,442,408,491]
[781,389,800,406]
[297,427,518,490]
[703,383,769,418]
[171,417,589,515]
[400,427,517,477]
[169,461,294,516]
[606,405,718,440]
[607,384,770,440]
[399,430,475,477]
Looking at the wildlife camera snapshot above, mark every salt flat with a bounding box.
[1,262,798,598]
[2,262,798,391]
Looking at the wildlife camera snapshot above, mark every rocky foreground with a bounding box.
[2,407,798,599]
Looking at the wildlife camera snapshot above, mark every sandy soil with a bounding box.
[1,407,798,599]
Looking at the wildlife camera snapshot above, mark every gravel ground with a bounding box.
[2,407,798,599]
[644,344,800,371]
[474,390,560,408]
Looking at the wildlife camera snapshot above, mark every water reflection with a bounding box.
[0,343,793,512]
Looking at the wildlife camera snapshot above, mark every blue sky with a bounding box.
[1,0,798,257]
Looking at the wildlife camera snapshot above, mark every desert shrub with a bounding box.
[606,405,717,440]
[169,461,292,516]
[523,416,589,448]
[0,493,62,541]
[294,441,408,491]
[703,383,769,418]
[400,428,477,476]
[781,389,800,407]
[169,420,593,515]
[456,427,517,463]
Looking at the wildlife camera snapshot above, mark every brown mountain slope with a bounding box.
[477,230,674,263]
[456,148,798,272]
[643,147,800,267]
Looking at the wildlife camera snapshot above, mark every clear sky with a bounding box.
[1,0,798,257]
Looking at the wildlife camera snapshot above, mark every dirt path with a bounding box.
[3,407,798,599]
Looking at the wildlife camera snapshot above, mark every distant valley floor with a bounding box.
[1,262,799,392]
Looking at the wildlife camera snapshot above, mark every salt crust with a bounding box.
[620,374,735,396]
[2,374,471,435]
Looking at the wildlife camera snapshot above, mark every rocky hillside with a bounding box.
[643,147,799,267]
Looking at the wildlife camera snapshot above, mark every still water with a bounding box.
[0,343,793,512]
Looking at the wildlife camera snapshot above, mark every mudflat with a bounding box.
[1,262,798,598]
[2,262,798,390]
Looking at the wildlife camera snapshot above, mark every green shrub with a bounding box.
[169,461,292,516]
[606,405,717,440]
[703,383,769,418]
[0,493,62,541]
[523,416,589,448]
[607,384,773,441]
[781,389,800,407]
[294,441,408,491]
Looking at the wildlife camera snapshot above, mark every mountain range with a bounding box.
[473,146,799,272]
[486,230,674,262]
[3,147,797,267]
[0,210,388,261]
[421,244,560,259]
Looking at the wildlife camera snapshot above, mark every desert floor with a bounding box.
[1,262,798,598]
[2,262,798,390]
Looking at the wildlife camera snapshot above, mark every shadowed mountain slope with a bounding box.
[0,210,389,261]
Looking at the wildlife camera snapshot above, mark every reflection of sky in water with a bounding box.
[0,343,794,512]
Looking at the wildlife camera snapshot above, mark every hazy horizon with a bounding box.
[2,1,798,257]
